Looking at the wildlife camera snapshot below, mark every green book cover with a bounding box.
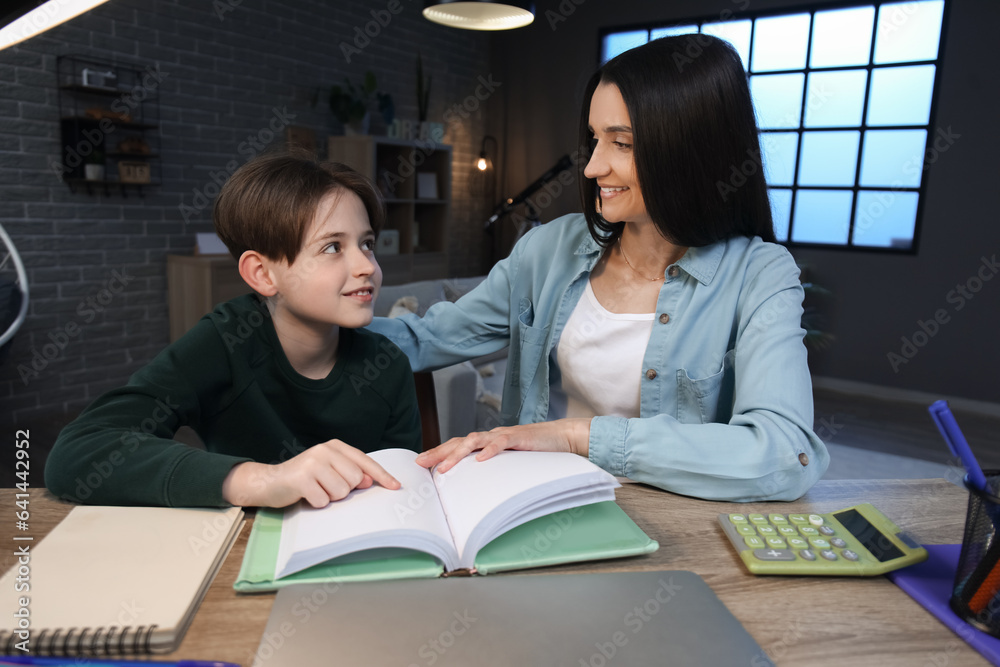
[234,501,658,593]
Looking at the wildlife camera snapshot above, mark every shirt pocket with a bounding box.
[675,349,736,424]
[503,299,549,421]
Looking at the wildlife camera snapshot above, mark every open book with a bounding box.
[236,450,658,591]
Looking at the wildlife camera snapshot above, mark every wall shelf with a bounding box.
[56,55,161,198]
[327,135,452,285]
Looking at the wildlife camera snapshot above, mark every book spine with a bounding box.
[1,624,159,654]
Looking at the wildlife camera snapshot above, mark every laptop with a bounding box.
[251,570,772,666]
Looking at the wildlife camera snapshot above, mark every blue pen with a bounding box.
[929,399,990,493]
[929,399,1000,621]
[0,657,237,667]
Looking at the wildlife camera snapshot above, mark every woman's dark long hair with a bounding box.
[579,34,775,247]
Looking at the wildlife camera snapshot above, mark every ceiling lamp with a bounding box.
[423,1,534,31]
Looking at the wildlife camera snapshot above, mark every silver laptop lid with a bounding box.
[251,570,771,667]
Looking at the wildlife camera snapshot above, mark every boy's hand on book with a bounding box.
[414,418,591,474]
[222,440,402,508]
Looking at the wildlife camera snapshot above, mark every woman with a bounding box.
[368,35,829,501]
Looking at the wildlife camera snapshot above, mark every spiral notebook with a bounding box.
[0,505,243,655]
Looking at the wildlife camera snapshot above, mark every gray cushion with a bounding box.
[375,279,447,318]
[442,276,487,302]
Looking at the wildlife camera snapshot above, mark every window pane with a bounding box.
[873,0,944,64]
[866,65,936,126]
[650,25,698,40]
[799,131,860,186]
[860,129,927,187]
[750,73,804,129]
[751,13,811,72]
[701,20,752,70]
[810,6,875,68]
[792,190,853,244]
[602,31,648,63]
[853,191,919,248]
[760,132,799,186]
[769,188,793,241]
[804,70,868,128]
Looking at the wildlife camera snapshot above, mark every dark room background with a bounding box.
[1,0,997,457]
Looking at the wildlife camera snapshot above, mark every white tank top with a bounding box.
[548,279,655,420]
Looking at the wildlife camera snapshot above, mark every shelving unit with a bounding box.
[56,55,161,197]
[328,135,451,285]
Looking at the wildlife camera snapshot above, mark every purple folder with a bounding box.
[887,544,1000,666]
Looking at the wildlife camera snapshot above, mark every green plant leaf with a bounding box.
[363,70,377,95]
[801,282,833,298]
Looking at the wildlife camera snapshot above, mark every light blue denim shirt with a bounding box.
[368,214,829,501]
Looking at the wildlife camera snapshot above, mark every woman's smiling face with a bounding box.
[583,82,651,226]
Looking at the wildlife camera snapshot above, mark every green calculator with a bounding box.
[718,503,928,575]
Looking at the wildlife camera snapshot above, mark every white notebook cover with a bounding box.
[0,505,243,654]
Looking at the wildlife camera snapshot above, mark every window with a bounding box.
[599,1,947,251]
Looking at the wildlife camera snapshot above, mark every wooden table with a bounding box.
[1,479,985,666]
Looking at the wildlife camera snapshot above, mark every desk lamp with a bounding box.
[1,0,111,51]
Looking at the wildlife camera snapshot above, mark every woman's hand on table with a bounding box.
[415,418,592,473]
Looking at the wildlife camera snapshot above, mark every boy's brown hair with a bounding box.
[213,150,385,264]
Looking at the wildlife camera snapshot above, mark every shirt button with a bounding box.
[667,266,679,278]
[798,453,810,466]
[658,313,670,324]
[645,369,658,380]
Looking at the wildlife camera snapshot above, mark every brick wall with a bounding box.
[0,0,495,441]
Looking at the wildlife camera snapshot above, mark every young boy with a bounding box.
[45,153,421,508]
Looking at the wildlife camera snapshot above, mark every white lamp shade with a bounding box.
[423,1,534,31]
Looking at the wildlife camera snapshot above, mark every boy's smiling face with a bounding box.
[269,188,382,332]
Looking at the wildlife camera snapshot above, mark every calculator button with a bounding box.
[757,525,777,536]
[842,549,860,561]
[787,537,809,549]
[729,514,748,524]
[744,536,765,548]
[789,514,808,525]
[820,549,838,561]
[736,524,757,535]
[778,526,798,536]
[819,526,835,536]
[753,548,796,561]
[799,526,819,537]
[808,514,825,527]
[798,549,817,561]
[748,514,768,525]
[765,537,788,549]
[830,538,847,548]
[768,514,789,524]
[809,537,831,550]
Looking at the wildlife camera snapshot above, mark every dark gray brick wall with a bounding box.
[0,0,494,433]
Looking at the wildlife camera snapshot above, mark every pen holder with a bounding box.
[950,471,1000,637]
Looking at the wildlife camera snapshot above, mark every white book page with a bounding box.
[276,449,457,577]
[432,451,619,568]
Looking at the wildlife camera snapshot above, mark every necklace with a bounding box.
[618,236,664,282]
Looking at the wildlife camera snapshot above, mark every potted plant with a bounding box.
[801,282,835,351]
[84,150,105,181]
[327,71,394,135]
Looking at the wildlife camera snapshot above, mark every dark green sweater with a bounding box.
[45,295,421,507]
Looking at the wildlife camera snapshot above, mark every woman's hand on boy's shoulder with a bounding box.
[222,440,401,508]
